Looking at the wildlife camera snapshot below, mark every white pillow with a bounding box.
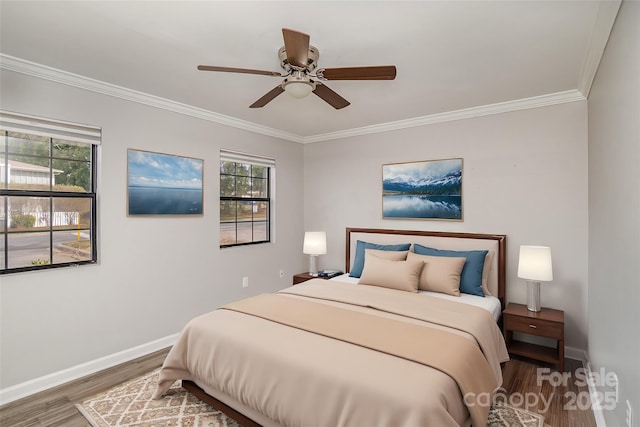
[406,252,466,296]
[358,252,423,292]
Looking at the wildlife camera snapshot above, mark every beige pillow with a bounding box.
[358,252,423,292]
[407,252,466,296]
[364,248,409,261]
[481,251,494,297]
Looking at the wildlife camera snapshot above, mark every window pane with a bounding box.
[220,200,237,246]
[236,221,253,244]
[52,230,92,263]
[220,174,236,197]
[220,200,236,223]
[0,196,5,233]
[236,201,253,244]
[8,196,50,230]
[52,198,91,231]
[252,165,267,179]
[52,139,91,161]
[237,200,253,221]
[0,231,4,270]
[7,231,50,269]
[52,159,91,192]
[220,161,235,175]
[254,201,268,221]
[253,221,268,242]
[7,133,49,156]
[252,177,268,198]
[6,155,51,190]
[235,175,250,198]
[220,222,236,246]
[0,159,6,189]
[236,163,251,177]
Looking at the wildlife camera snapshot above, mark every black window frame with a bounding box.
[1,129,98,274]
[219,156,272,248]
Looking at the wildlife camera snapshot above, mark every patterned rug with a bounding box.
[77,368,547,427]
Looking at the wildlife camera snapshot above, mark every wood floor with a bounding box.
[501,356,597,427]
[0,350,596,427]
[0,349,170,427]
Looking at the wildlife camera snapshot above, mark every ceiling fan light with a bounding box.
[283,81,314,98]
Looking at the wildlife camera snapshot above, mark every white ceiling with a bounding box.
[0,1,619,142]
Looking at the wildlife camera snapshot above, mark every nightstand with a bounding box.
[503,303,565,371]
[292,273,329,285]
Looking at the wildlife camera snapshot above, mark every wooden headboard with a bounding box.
[345,228,507,309]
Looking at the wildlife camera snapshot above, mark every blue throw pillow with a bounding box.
[413,244,488,296]
[349,240,411,278]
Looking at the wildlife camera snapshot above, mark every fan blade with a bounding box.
[318,65,397,80]
[249,85,285,108]
[313,83,350,110]
[282,28,310,68]
[198,65,281,77]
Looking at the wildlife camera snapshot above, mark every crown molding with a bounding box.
[0,54,303,143]
[302,89,586,143]
[2,54,586,145]
[577,0,621,98]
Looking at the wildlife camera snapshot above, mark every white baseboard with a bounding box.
[583,356,608,427]
[563,348,607,426]
[0,333,178,405]
[565,345,588,362]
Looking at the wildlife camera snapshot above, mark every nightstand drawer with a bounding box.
[504,316,563,339]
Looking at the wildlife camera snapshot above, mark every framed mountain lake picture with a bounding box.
[127,149,203,215]
[382,158,463,220]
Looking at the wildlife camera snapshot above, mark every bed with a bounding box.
[154,228,509,427]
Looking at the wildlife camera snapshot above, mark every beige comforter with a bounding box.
[155,281,509,427]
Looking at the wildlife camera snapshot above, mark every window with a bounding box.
[220,150,274,247]
[0,111,99,274]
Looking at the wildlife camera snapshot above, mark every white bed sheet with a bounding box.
[329,273,502,321]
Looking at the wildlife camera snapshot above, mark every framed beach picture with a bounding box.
[127,149,204,215]
[382,158,463,220]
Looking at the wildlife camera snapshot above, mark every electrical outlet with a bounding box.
[627,400,633,427]
[279,269,285,278]
[242,277,249,288]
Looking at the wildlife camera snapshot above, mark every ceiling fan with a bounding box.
[197,28,397,110]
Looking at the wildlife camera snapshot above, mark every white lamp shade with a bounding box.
[284,81,314,98]
[303,232,327,255]
[517,245,553,281]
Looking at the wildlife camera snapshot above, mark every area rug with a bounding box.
[76,368,239,427]
[77,368,547,427]
[488,403,548,427]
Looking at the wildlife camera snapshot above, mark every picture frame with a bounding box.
[382,158,463,220]
[127,149,204,215]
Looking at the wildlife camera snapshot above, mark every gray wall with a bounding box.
[303,102,589,351]
[0,70,305,388]
[588,1,640,425]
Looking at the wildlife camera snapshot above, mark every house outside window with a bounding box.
[220,150,274,248]
[0,111,100,274]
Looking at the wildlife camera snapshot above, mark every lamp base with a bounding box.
[309,255,319,276]
[527,280,541,312]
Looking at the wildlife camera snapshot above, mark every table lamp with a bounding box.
[517,245,553,312]
[303,231,327,276]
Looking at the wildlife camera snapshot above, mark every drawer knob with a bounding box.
[528,324,537,329]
